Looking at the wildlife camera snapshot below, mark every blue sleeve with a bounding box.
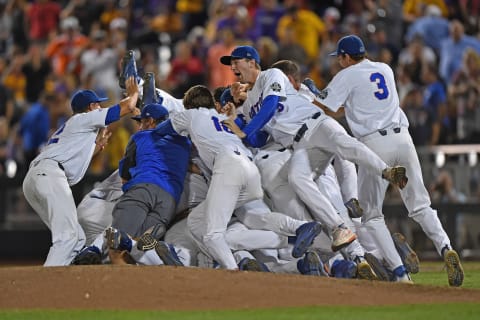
[243,130,269,148]
[105,104,120,125]
[242,95,279,146]
[235,115,246,129]
[243,95,278,137]
[153,119,178,136]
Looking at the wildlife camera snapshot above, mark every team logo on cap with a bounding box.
[271,82,281,92]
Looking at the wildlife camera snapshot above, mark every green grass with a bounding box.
[1,262,479,320]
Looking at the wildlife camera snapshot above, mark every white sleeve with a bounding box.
[299,83,315,102]
[156,88,185,114]
[315,71,349,112]
[170,110,193,137]
[73,108,109,130]
[261,69,288,100]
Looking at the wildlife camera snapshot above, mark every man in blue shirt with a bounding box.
[113,103,191,240]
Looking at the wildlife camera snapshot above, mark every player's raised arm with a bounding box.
[118,76,140,117]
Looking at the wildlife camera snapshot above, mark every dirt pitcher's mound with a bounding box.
[1,265,478,310]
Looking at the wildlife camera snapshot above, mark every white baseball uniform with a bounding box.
[166,107,263,269]
[23,107,110,266]
[316,58,453,270]
[240,68,389,234]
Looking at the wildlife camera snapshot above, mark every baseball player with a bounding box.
[219,47,407,257]
[307,34,464,286]
[153,85,322,270]
[22,76,140,266]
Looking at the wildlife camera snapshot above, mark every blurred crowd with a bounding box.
[1,0,480,224]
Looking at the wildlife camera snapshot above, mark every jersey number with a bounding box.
[47,124,66,145]
[370,72,389,100]
[211,116,233,133]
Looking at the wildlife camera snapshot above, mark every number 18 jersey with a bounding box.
[316,59,409,138]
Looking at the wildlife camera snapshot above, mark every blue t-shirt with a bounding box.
[119,129,191,203]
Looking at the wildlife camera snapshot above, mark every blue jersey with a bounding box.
[119,129,191,203]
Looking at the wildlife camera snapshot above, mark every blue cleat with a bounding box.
[393,265,413,284]
[292,222,322,258]
[155,241,184,266]
[297,251,327,276]
[119,50,142,89]
[105,227,132,252]
[238,258,270,272]
[71,246,102,265]
[141,72,163,107]
[331,259,357,279]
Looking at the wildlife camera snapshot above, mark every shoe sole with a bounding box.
[357,261,379,281]
[364,253,391,281]
[136,233,158,251]
[155,242,183,266]
[105,227,117,250]
[304,252,322,276]
[445,250,464,287]
[292,223,322,258]
[392,233,420,274]
[331,233,357,252]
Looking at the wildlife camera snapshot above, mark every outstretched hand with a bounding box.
[125,76,140,113]
[222,117,246,139]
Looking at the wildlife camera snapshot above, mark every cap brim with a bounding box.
[329,51,338,56]
[96,97,109,103]
[220,55,232,65]
[131,115,141,121]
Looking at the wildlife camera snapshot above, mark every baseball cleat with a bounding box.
[105,227,132,251]
[297,251,327,276]
[119,50,142,89]
[330,259,357,279]
[331,225,357,252]
[344,198,363,218]
[443,248,464,287]
[355,256,379,281]
[238,257,270,272]
[141,72,163,107]
[382,166,408,189]
[392,233,420,274]
[292,222,322,258]
[155,241,184,266]
[393,265,414,284]
[364,252,392,281]
[71,246,102,265]
[136,232,158,251]
[302,78,322,97]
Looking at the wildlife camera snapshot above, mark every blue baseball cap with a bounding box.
[329,35,366,56]
[219,88,234,107]
[131,103,169,121]
[71,90,108,112]
[220,46,260,65]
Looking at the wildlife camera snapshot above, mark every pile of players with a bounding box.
[26,35,464,287]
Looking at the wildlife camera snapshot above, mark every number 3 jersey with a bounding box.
[315,59,409,138]
[169,108,253,171]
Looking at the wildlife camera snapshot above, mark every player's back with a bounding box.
[335,59,408,137]
[171,108,252,170]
